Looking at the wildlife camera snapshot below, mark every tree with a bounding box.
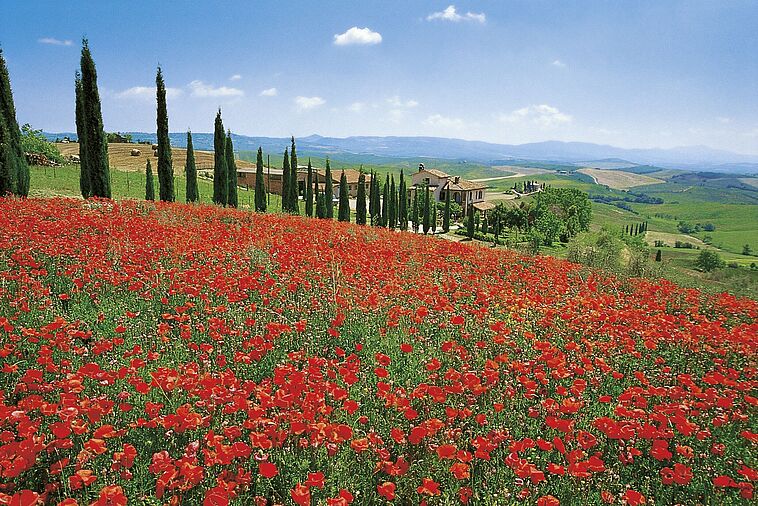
[481,214,488,235]
[145,159,155,201]
[411,190,419,232]
[324,158,334,218]
[371,172,382,226]
[338,170,350,222]
[398,170,408,231]
[315,176,326,218]
[79,39,110,198]
[288,136,299,214]
[305,158,314,217]
[431,198,437,233]
[74,72,89,198]
[155,67,173,201]
[0,48,29,197]
[381,174,389,227]
[466,204,475,239]
[443,189,451,232]
[368,170,376,218]
[695,249,724,272]
[212,109,227,205]
[422,184,430,234]
[743,244,753,256]
[356,170,367,225]
[225,131,238,207]
[388,174,397,229]
[185,131,198,202]
[282,148,290,211]
[535,187,591,239]
[655,249,662,262]
[254,147,266,212]
[535,210,562,246]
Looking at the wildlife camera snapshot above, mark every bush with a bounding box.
[20,124,65,164]
[695,249,725,272]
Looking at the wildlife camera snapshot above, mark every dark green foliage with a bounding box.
[315,176,326,219]
[743,244,753,256]
[225,131,238,208]
[398,170,407,231]
[79,39,110,198]
[0,49,28,196]
[368,170,376,218]
[388,175,396,229]
[443,189,451,232]
[254,147,266,212]
[324,158,334,219]
[282,148,290,211]
[481,215,488,235]
[305,158,314,217]
[467,204,475,239]
[411,190,419,232]
[356,171,367,225]
[212,109,227,205]
[695,249,725,272]
[185,131,198,203]
[431,196,437,233]
[155,67,173,202]
[288,137,299,214]
[371,172,382,226]
[381,174,389,227]
[422,184,430,234]
[145,159,155,201]
[74,72,89,198]
[655,249,662,262]
[338,170,350,222]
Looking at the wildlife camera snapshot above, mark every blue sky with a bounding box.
[2,1,757,154]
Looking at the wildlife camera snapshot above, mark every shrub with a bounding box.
[695,249,725,272]
[20,124,64,164]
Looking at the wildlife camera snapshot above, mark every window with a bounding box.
[440,191,446,200]
[478,191,482,199]
[424,177,430,185]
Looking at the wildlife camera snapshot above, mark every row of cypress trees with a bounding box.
[0,49,30,197]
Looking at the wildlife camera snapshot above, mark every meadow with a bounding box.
[0,197,755,505]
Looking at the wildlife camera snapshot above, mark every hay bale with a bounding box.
[130,149,141,156]
[151,143,158,150]
[153,149,158,157]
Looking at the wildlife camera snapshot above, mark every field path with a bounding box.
[471,173,524,182]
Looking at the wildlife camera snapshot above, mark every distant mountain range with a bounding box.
[45,132,758,175]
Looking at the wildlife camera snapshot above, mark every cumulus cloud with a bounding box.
[295,96,325,111]
[333,26,382,46]
[498,104,572,128]
[716,116,731,124]
[427,5,486,23]
[552,59,566,68]
[38,37,73,46]
[424,114,464,129]
[229,74,242,81]
[188,80,244,98]
[260,87,278,97]
[387,95,419,108]
[115,86,183,100]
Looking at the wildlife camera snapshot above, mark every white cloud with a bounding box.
[38,37,72,46]
[743,128,758,138]
[386,96,418,108]
[188,80,244,98]
[333,27,382,46]
[552,59,566,68]
[295,96,325,111]
[716,116,731,124]
[229,74,242,81]
[424,114,465,129]
[427,5,486,23]
[498,104,572,128]
[260,87,278,97]
[349,102,367,113]
[115,86,183,100]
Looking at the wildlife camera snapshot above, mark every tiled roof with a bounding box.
[446,179,487,191]
[423,168,452,178]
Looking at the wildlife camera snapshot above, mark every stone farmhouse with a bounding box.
[409,163,492,215]
[236,166,371,199]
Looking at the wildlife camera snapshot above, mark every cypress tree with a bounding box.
[368,170,376,218]
[79,39,110,198]
[212,109,227,205]
[443,189,451,232]
[289,136,299,213]
[305,158,314,217]
[422,184,430,234]
[381,174,389,227]
[74,72,89,198]
[338,170,350,222]
[225,131,238,207]
[155,66,173,201]
[388,174,397,229]
[371,173,381,226]
[0,48,28,197]
[398,170,407,231]
[356,170,367,225]
[324,158,334,219]
[282,148,290,211]
[467,204,475,239]
[481,214,488,235]
[315,176,326,218]
[254,147,266,212]
[655,249,662,262]
[411,190,419,232]
[185,131,198,203]
[145,159,155,201]
[432,198,438,233]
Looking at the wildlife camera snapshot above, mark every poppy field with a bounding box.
[0,197,755,505]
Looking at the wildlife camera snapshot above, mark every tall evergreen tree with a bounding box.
[185,131,198,203]
[74,72,89,198]
[398,170,407,231]
[305,158,314,216]
[145,159,155,201]
[388,174,397,229]
[380,174,389,227]
[79,39,110,198]
[432,199,438,233]
[315,176,326,219]
[467,204,475,239]
[281,148,290,211]
[411,190,419,232]
[254,147,266,212]
[0,48,28,197]
[324,158,334,219]
[338,170,350,222]
[372,173,382,226]
[155,66,173,201]
[288,136,299,213]
[422,184,431,234]
[368,170,376,218]
[443,189,451,232]
[212,109,227,205]
[356,170,367,225]
[225,131,238,207]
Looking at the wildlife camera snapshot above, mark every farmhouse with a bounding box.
[409,163,490,215]
[236,166,371,199]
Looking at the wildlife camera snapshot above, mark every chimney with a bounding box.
[454,176,460,184]
[418,163,425,172]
